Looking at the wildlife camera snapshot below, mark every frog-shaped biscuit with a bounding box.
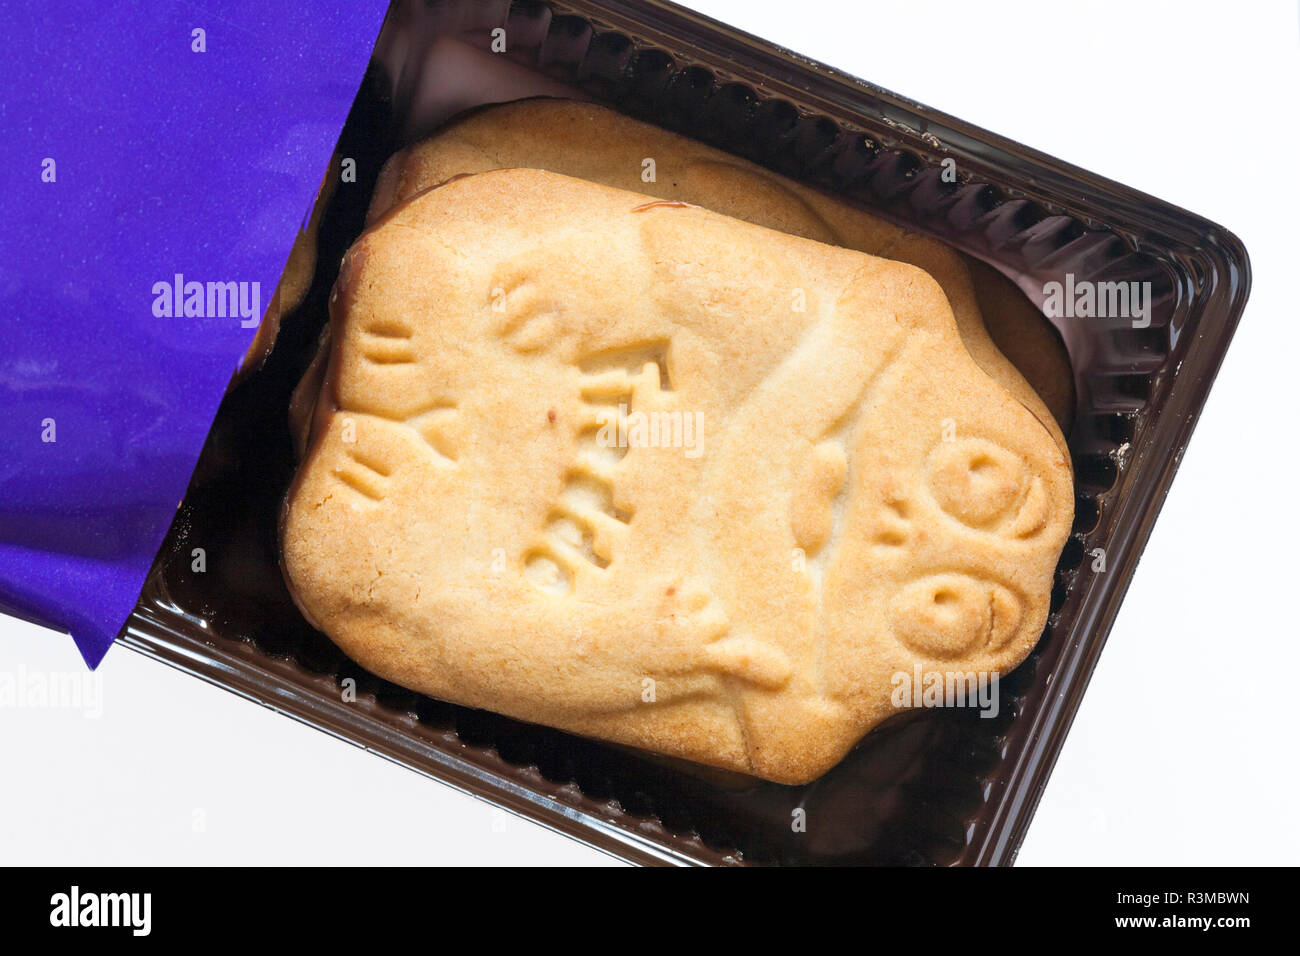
[282,169,1072,784]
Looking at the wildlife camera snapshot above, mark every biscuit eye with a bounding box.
[890,573,1022,659]
[927,438,1049,538]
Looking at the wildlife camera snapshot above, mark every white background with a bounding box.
[2,0,1297,866]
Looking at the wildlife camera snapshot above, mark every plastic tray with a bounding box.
[119,0,1251,866]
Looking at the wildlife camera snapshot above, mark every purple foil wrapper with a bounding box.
[0,0,389,666]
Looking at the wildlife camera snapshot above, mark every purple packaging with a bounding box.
[0,0,390,665]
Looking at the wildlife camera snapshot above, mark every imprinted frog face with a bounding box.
[283,169,1072,784]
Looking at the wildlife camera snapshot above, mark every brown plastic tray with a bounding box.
[119,0,1250,866]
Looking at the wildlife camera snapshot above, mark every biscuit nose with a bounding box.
[889,573,1022,660]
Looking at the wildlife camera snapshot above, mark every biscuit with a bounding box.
[366,98,1071,452]
[281,169,1073,784]
[965,256,1075,430]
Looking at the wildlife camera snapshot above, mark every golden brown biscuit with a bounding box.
[965,256,1075,431]
[366,98,1070,454]
[282,169,1073,784]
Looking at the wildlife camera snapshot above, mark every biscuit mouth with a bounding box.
[524,471,630,594]
[520,343,672,597]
